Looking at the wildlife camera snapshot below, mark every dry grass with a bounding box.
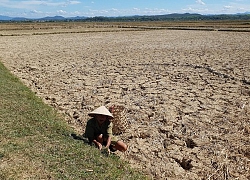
[0,20,250,36]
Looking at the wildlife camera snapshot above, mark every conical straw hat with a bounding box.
[88,106,113,119]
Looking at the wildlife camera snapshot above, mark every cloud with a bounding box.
[30,9,43,14]
[196,0,205,5]
[0,0,81,9]
[69,1,81,5]
[57,10,67,14]
[132,8,140,12]
[182,7,209,14]
[142,8,170,15]
[20,1,64,7]
[224,6,233,9]
[85,7,170,17]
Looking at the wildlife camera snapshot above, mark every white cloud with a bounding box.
[142,8,170,15]
[224,6,233,9]
[182,7,209,14]
[85,7,170,17]
[133,8,140,11]
[57,10,67,14]
[30,9,42,14]
[22,1,64,7]
[67,1,81,5]
[0,0,81,9]
[196,0,205,5]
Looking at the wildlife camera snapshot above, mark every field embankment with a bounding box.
[0,20,250,36]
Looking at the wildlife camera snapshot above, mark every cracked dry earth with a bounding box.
[0,29,249,179]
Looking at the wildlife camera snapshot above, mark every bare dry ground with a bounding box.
[0,22,249,179]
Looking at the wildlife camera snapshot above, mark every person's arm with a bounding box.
[92,139,102,150]
[104,121,113,153]
[105,136,112,148]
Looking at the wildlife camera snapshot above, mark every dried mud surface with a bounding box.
[0,29,249,179]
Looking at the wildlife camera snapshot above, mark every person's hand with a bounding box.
[101,146,110,156]
[109,105,114,113]
[97,142,103,150]
[106,146,111,154]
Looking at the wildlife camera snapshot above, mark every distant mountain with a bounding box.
[11,17,30,21]
[0,15,12,20]
[0,13,249,22]
[129,13,204,21]
[67,16,88,20]
[236,11,250,15]
[0,15,87,21]
[154,13,203,18]
[39,16,65,21]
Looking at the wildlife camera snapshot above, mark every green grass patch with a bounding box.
[0,62,147,179]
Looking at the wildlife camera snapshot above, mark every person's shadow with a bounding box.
[71,133,119,155]
[70,133,89,144]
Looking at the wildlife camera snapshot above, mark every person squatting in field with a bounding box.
[84,106,127,154]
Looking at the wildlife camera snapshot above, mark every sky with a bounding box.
[0,0,250,18]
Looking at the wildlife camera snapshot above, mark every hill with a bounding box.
[0,13,250,22]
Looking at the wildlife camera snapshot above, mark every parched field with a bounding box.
[0,22,249,179]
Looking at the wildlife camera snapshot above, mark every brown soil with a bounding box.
[0,27,249,179]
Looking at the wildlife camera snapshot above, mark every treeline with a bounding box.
[1,13,250,23]
[82,13,250,22]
